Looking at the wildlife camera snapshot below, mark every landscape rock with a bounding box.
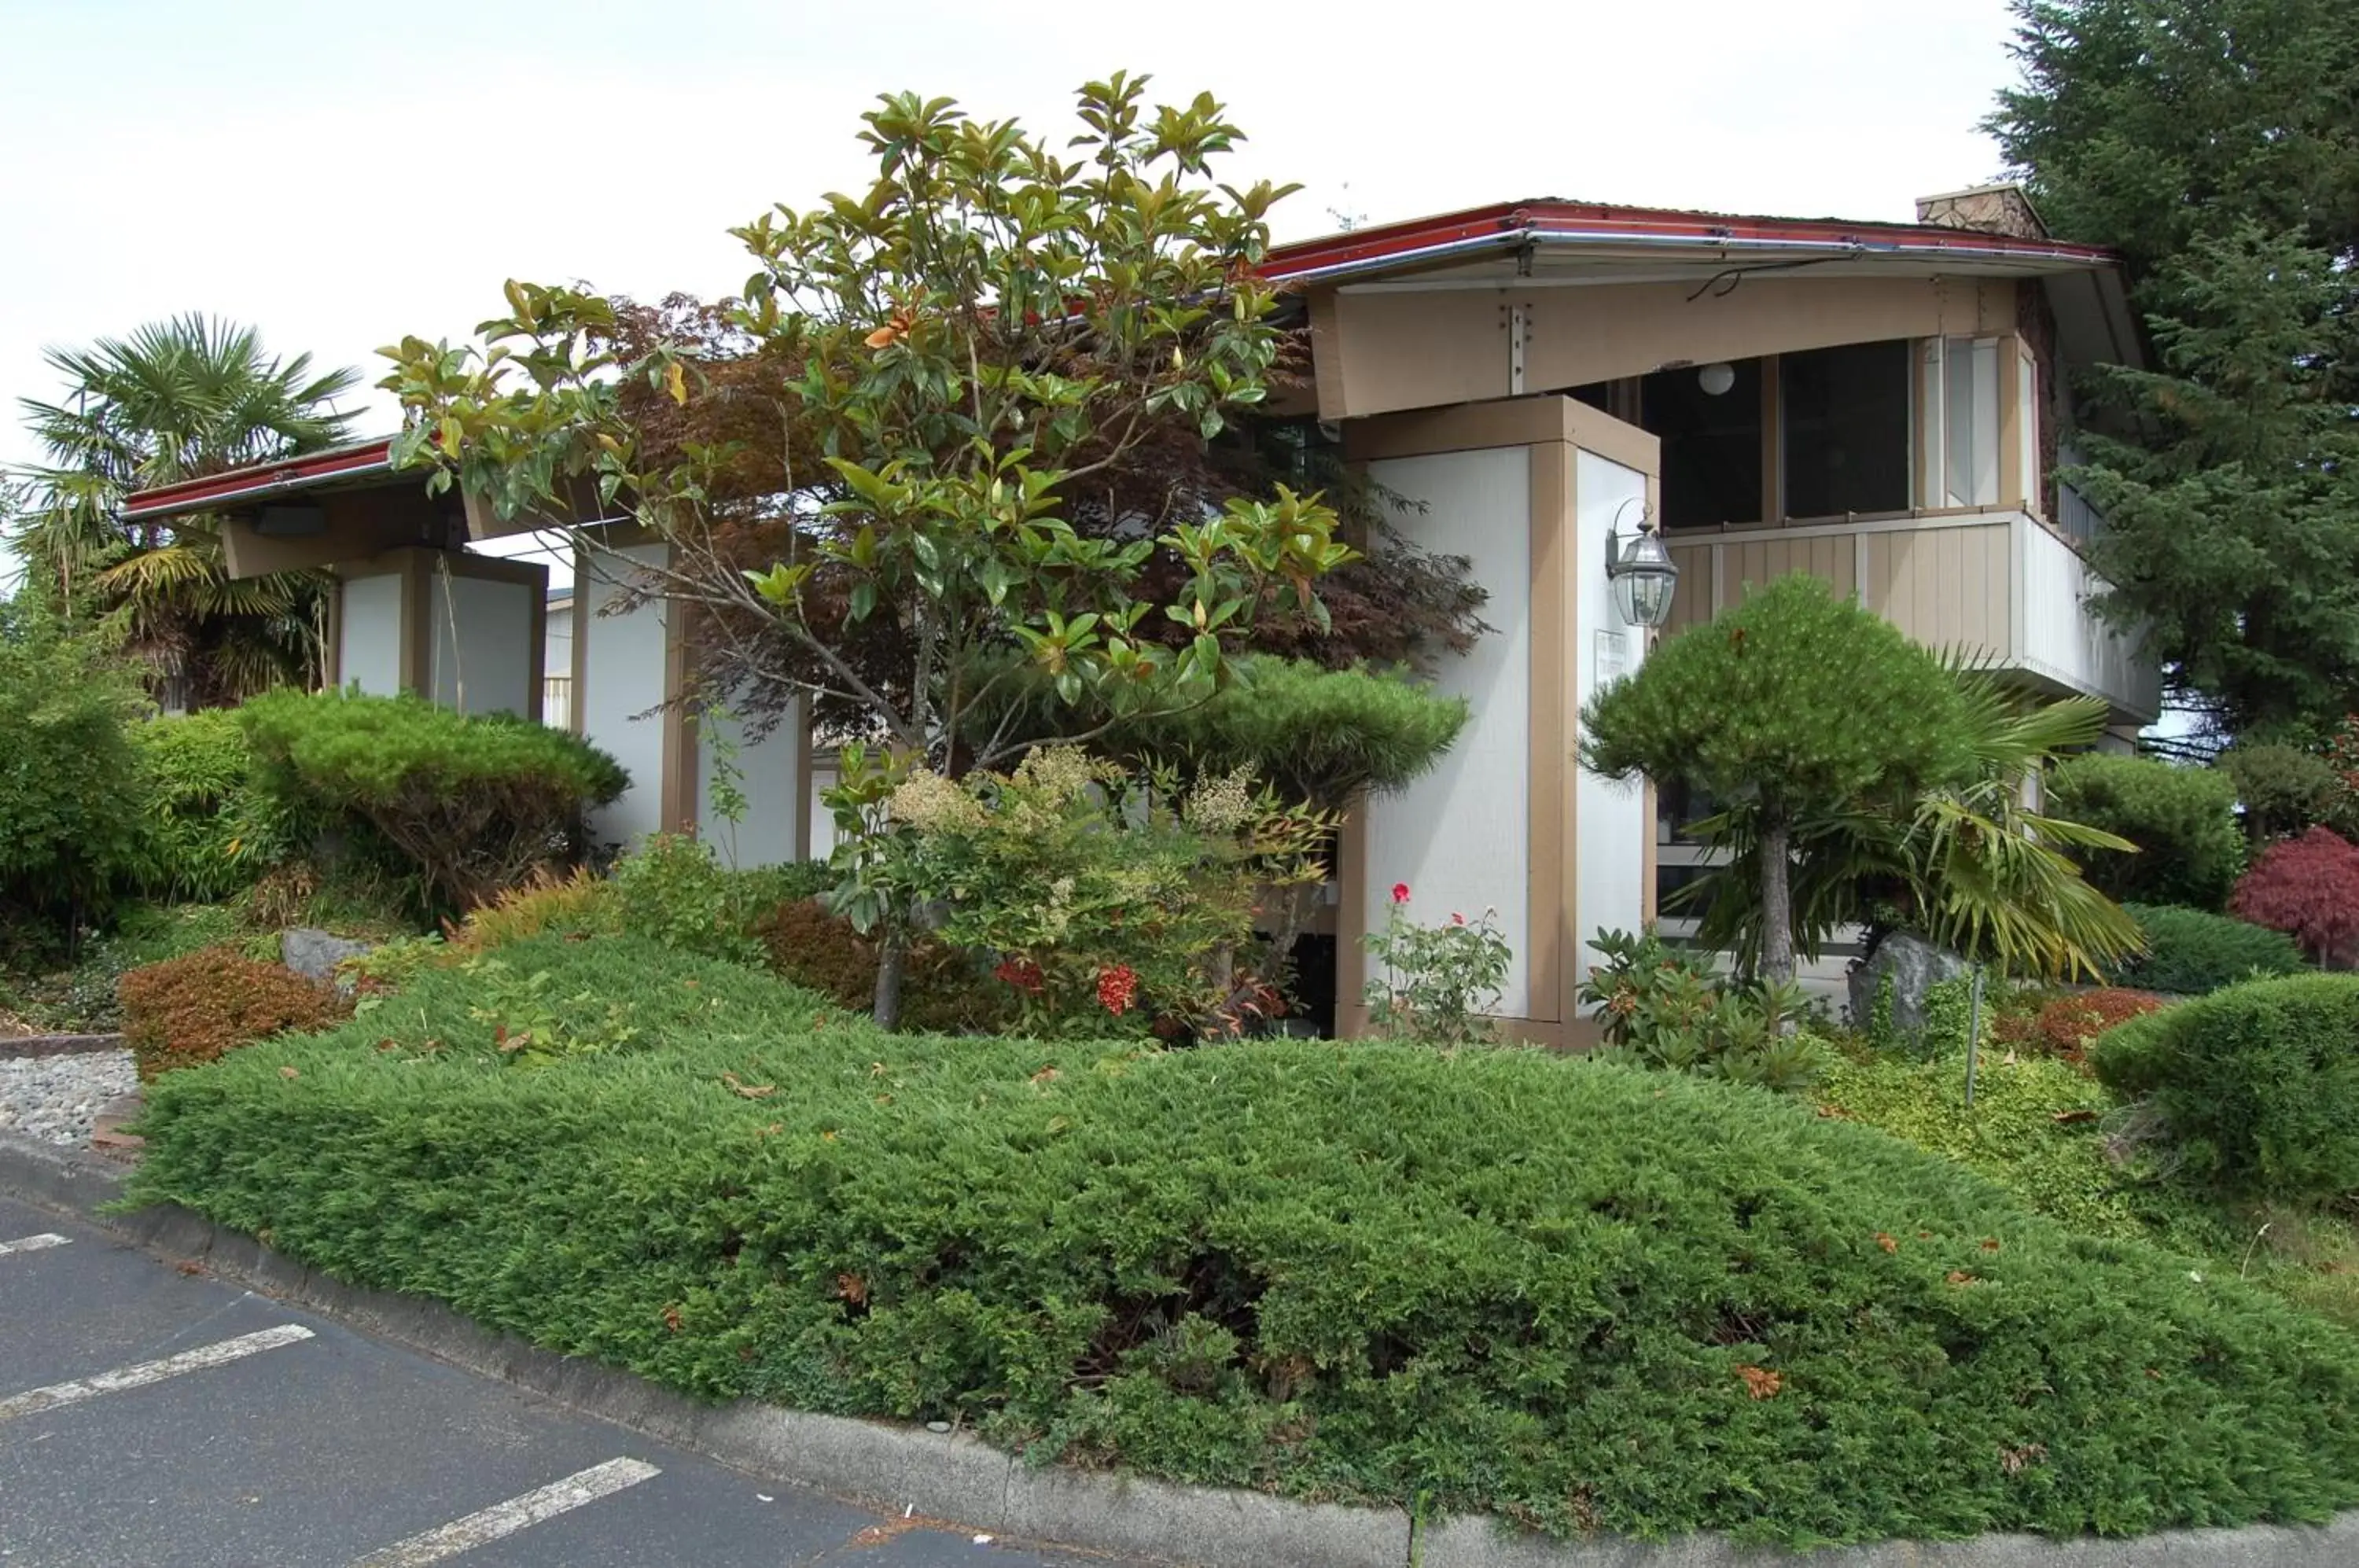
[1846,931,1973,1034]
[282,927,373,986]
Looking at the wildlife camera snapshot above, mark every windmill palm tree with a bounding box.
[9,315,361,707]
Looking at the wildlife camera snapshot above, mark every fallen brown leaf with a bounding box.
[1736,1365,1783,1399]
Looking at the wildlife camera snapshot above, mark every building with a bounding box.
[120,184,2157,1040]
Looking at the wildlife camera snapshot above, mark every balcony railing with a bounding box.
[1661,509,2158,723]
[543,674,572,730]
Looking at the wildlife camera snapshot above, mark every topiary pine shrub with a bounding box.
[2046,753,2245,911]
[1580,574,1971,985]
[237,688,628,914]
[2229,827,2359,966]
[118,945,349,1082]
[2117,903,2306,994]
[2094,974,2359,1202]
[127,933,2359,1548]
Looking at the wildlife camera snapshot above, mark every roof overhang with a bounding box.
[1262,200,2144,378]
[120,436,397,521]
[1263,199,2119,285]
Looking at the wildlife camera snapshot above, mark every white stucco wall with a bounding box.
[580,543,669,848]
[1573,448,1654,977]
[1363,447,1533,1018]
[696,700,807,869]
[337,572,404,696]
[429,571,535,718]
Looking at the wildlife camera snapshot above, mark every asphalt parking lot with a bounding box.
[0,1196,1124,1567]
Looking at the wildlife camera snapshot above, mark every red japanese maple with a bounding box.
[2231,827,2359,966]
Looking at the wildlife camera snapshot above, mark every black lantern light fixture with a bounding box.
[1604,500,1679,629]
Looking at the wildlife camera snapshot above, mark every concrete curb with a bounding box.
[2,1127,2352,1568]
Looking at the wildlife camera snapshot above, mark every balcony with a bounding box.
[1660,510,2159,724]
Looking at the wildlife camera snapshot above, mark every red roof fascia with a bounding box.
[121,437,396,518]
[1260,200,2119,281]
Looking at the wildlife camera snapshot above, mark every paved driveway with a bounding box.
[0,1197,1124,1568]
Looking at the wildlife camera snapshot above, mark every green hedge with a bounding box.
[2048,754,2245,910]
[128,936,2359,1547]
[0,610,147,916]
[2117,904,2306,995]
[125,711,293,901]
[2095,974,2359,1202]
[238,689,627,912]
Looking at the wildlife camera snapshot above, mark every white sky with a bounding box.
[0,0,2031,468]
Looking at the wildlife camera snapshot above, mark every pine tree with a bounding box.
[1989,0,2359,740]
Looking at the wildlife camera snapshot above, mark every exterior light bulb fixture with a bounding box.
[1697,361,1736,396]
[1605,502,1679,628]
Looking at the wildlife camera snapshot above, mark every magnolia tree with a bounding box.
[379,76,1354,1025]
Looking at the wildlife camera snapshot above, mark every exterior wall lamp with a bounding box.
[1605,502,1679,628]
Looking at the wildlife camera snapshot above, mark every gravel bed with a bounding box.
[0,1048,136,1147]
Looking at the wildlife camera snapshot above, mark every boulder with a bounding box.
[1847,931,1973,1034]
[281,928,373,987]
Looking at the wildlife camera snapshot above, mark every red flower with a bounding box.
[993,958,1045,995]
[1097,965,1140,1016]
[1451,911,1466,926]
[1391,882,1411,904]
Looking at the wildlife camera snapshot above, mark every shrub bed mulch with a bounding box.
[125,934,2359,1549]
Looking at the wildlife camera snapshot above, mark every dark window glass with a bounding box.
[1781,341,1911,518]
[1568,381,1613,413]
[1655,779,1724,845]
[1640,361,1762,530]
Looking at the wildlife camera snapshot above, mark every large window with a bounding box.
[1642,362,1762,529]
[1780,341,1912,518]
[1920,337,2004,508]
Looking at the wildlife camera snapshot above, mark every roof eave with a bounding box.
[120,436,399,521]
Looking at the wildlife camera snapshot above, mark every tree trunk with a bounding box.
[1757,813,1796,986]
[872,927,907,1031]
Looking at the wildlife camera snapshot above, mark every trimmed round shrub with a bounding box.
[2094,974,2359,1201]
[118,945,349,1081]
[2048,753,2244,910]
[2219,743,2345,842]
[130,936,2359,1547]
[2118,903,2306,994]
[238,689,628,913]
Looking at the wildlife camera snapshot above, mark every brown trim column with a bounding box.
[1529,440,1571,1029]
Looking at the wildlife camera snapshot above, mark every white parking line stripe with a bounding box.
[348,1458,663,1567]
[0,1323,315,1424]
[0,1233,70,1257]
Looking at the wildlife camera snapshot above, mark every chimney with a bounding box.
[1914,182,2048,240]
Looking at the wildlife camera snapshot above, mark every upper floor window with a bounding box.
[1642,361,1763,529]
[1920,337,2004,508]
[1779,341,1912,518]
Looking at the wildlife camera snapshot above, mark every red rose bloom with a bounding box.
[1391,882,1411,904]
